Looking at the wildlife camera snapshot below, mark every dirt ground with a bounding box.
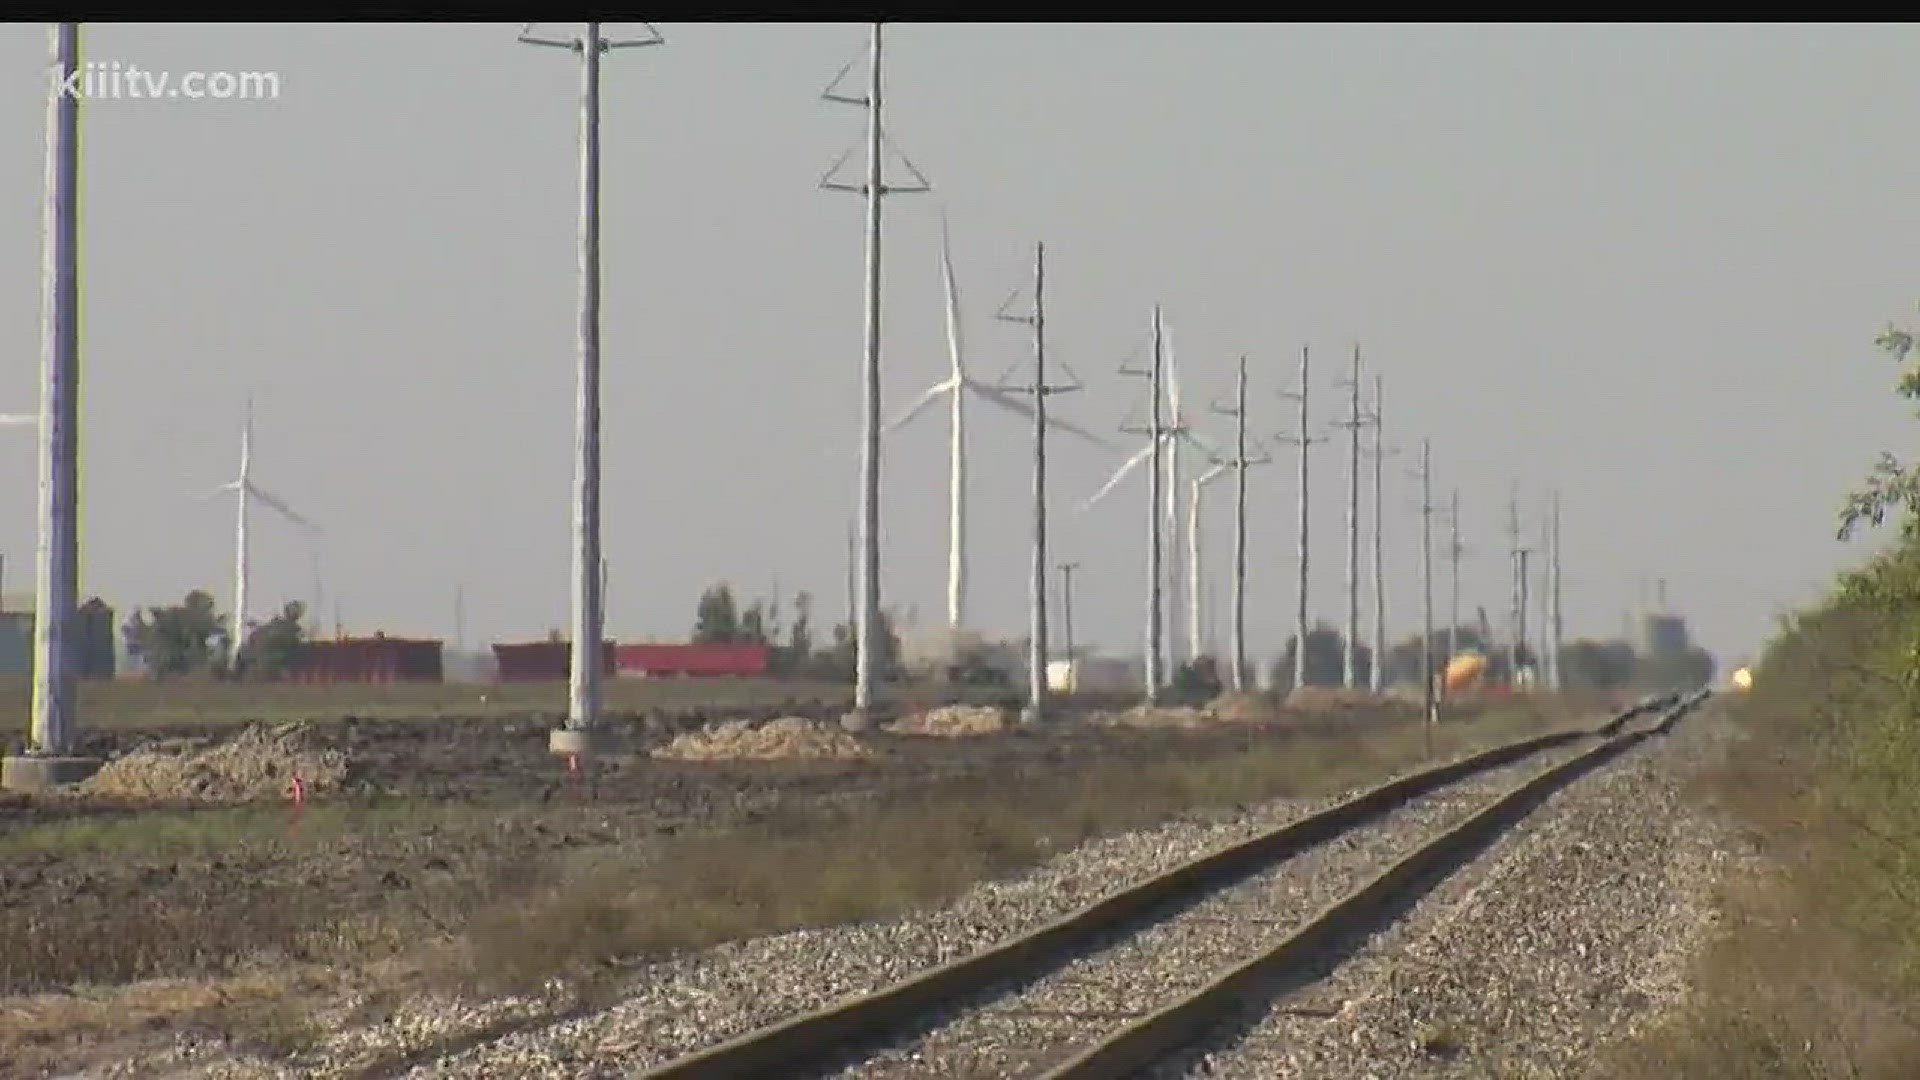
[0,682,1624,1077]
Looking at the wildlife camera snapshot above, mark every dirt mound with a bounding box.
[1203,691,1279,723]
[652,717,875,762]
[82,722,350,803]
[887,705,1013,737]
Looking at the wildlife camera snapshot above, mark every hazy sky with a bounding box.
[0,22,1913,669]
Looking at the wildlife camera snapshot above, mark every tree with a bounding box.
[1270,623,1369,692]
[692,584,741,644]
[821,609,902,682]
[237,600,307,682]
[123,589,228,681]
[1841,304,1920,539]
[1558,638,1639,690]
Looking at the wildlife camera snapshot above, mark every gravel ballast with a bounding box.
[1146,705,1749,1079]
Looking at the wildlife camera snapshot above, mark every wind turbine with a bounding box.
[1185,460,1230,664]
[1083,339,1224,663]
[197,400,321,657]
[882,212,1114,630]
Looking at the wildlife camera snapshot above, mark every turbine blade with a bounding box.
[0,413,34,426]
[193,480,243,502]
[940,209,965,380]
[1177,427,1230,464]
[1080,444,1156,511]
[1164,324,1183,418]
[971,383,1119,451]
[882,378,959,434]
[245,482,321,535]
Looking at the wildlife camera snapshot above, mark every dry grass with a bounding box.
[0,674,890,732]
[445,703,1574,996]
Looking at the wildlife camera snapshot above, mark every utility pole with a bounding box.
[1335,344,1375,690]
[6,22,92,791]
[818,23,932,728]
[454,583,466,652]
[1057,561,1079,668]
[1119,310,1169,704]
[1549,491,1564,692]
[518,20,662,757]
[1517,547,1532,689]
[1211,356,1269,691]
[1447,488,1462,668]
[1368,374,1388,694]
[1505,486,1524,689]
[1417,438,1438,743]
[995,241,1079,723]
[1275,346,1324,693]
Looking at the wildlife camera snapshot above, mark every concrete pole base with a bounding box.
[839,709,874,733]
[548,726,608,758]
[2,754,103,793]
[1019,704,1043,725]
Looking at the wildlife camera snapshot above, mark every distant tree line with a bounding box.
[691,582,903,681]
[121,589,308,683]
[1253,620,1713,693]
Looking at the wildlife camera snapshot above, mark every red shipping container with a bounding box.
[614,642,769,679]
[291,635,443,685]
[493,640,617,683]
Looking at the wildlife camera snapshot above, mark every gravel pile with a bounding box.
[82,722,350,803]
[649,717,874,762]
[887,705,1013,737]
[1146,706,1749,1079]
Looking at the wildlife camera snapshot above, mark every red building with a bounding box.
[291,634,443,684]
[614,642,770,679]
[492,640,617,683]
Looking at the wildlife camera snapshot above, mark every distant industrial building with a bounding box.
[492,640,616,683]
[490,640,772,682]
[0,595,115,680]
[1638,613,1691,658]
[289,634,443,684]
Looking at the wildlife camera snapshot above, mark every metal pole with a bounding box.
[1343,345,1361,689]
[1058,561,1078,666]
[1550,491,1564,692]
[28,21,79,757]
[1232,357,1250,691]
[1026,244,1048,721]
[1448,488,1461,668]
[1369,374,1386,694]
[1294,346,1311,692]
[1146,309,1166,704]
[1517,548,1531,688]
[519,20,662,748]
[1420,438,1436,741]
[232,408,251,667]
[851,24,885,722]
[1506,488,1521,688]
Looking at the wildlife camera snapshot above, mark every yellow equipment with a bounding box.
[1443,652,1487,691]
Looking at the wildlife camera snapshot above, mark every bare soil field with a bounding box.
[0,680,1628,1078]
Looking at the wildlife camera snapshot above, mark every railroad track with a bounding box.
[624,689,1706,1080]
